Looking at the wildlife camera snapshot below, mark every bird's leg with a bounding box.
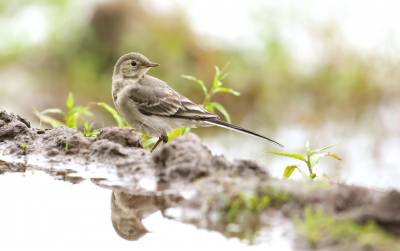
[161,134,169,144]
[150,137,163,153]
[149,135,169,153]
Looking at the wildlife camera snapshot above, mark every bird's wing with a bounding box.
[128,75,218,119]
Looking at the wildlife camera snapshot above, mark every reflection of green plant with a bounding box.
[296,206,399,249]
[264,141,341,180]
[182,63,240,123]
[219,187,289,244]
[33,92,92,129]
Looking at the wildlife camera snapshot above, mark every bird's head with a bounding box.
[113,52,159,80]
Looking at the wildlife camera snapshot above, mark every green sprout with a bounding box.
[82,121,101,138]
[263,141,341,180]
[65,135,69,152]
[21,143,27,155]
[33,92,92,129]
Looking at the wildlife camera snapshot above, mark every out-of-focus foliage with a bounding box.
[94,102,125,128]
[33,92,92,129]
[0,0,399,138]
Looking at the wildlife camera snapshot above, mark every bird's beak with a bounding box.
[141,62,160,68]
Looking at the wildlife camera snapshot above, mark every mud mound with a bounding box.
[94,127,144,148]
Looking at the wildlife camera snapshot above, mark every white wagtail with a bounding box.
[112,52,283,152]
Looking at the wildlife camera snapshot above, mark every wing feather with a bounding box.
[129,75,218,119]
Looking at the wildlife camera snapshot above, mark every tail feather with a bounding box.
[204,119,284,147]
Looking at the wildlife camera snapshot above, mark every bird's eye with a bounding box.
[131,61,137,66]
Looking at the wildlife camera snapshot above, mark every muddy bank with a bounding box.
[1,109,400,250]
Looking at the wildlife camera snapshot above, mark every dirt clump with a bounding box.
[94,127,144,148]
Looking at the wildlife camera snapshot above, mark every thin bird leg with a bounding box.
[150,137,163,153]
[161,134,169,144]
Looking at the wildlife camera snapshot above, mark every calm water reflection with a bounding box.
[0,170,293,251]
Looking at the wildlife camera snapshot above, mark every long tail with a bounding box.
[203,119,284,147]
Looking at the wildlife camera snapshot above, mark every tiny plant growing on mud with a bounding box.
[33,92,92,129]
[65,136,69,152]
[21,143,27,155]
[263,141,341,181]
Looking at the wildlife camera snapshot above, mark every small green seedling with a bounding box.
[263,141,341,180]
[33,92,92,129]
[21,143,27,155]
[65,135,69,152]
[82,121,101,138]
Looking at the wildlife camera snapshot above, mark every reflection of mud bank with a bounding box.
[1,109,400,250]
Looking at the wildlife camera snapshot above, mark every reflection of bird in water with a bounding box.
[111,191,159,241]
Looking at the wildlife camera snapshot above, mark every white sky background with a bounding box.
[2,0,400,60]
[145,0,400,64]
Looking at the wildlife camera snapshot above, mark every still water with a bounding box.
[0,171,295,251]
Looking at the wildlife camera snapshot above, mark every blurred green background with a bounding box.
[1,0,399,188]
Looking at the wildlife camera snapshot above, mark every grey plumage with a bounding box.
[112,52,283,151]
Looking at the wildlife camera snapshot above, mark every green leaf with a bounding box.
[183,127,191,134]
[215,66,220,76]
[310,152,341,169]
[144,137,159,148]
[211,87,240,96]
[182,75,208,97]
[322,173,332,182]
[306,140,310,156]
[283,165,297,180]
[213,79,221,89]
[32,107,43,128]
[168,127,186,141]
[204,103,214,113]
[210,102,231,123]
[36,114,64,128]
[88,129,102,138]
[296,165,311,180]
[83,121,95,136]
[327,153,342,160]
[309,153,327,168]
[84,121,89,131]
[213,66,221,89]
[309,143,339,156]
[66,92,74,110]
[220,72,230,80]
[66,115,77,129]
[41,108,66,117]
[263,151,307,163]
[96,102,125,128]
[69,106,92,117]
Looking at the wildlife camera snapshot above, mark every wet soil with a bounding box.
[1,109,399,250]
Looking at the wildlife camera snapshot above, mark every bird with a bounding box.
[112,52,283,152]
